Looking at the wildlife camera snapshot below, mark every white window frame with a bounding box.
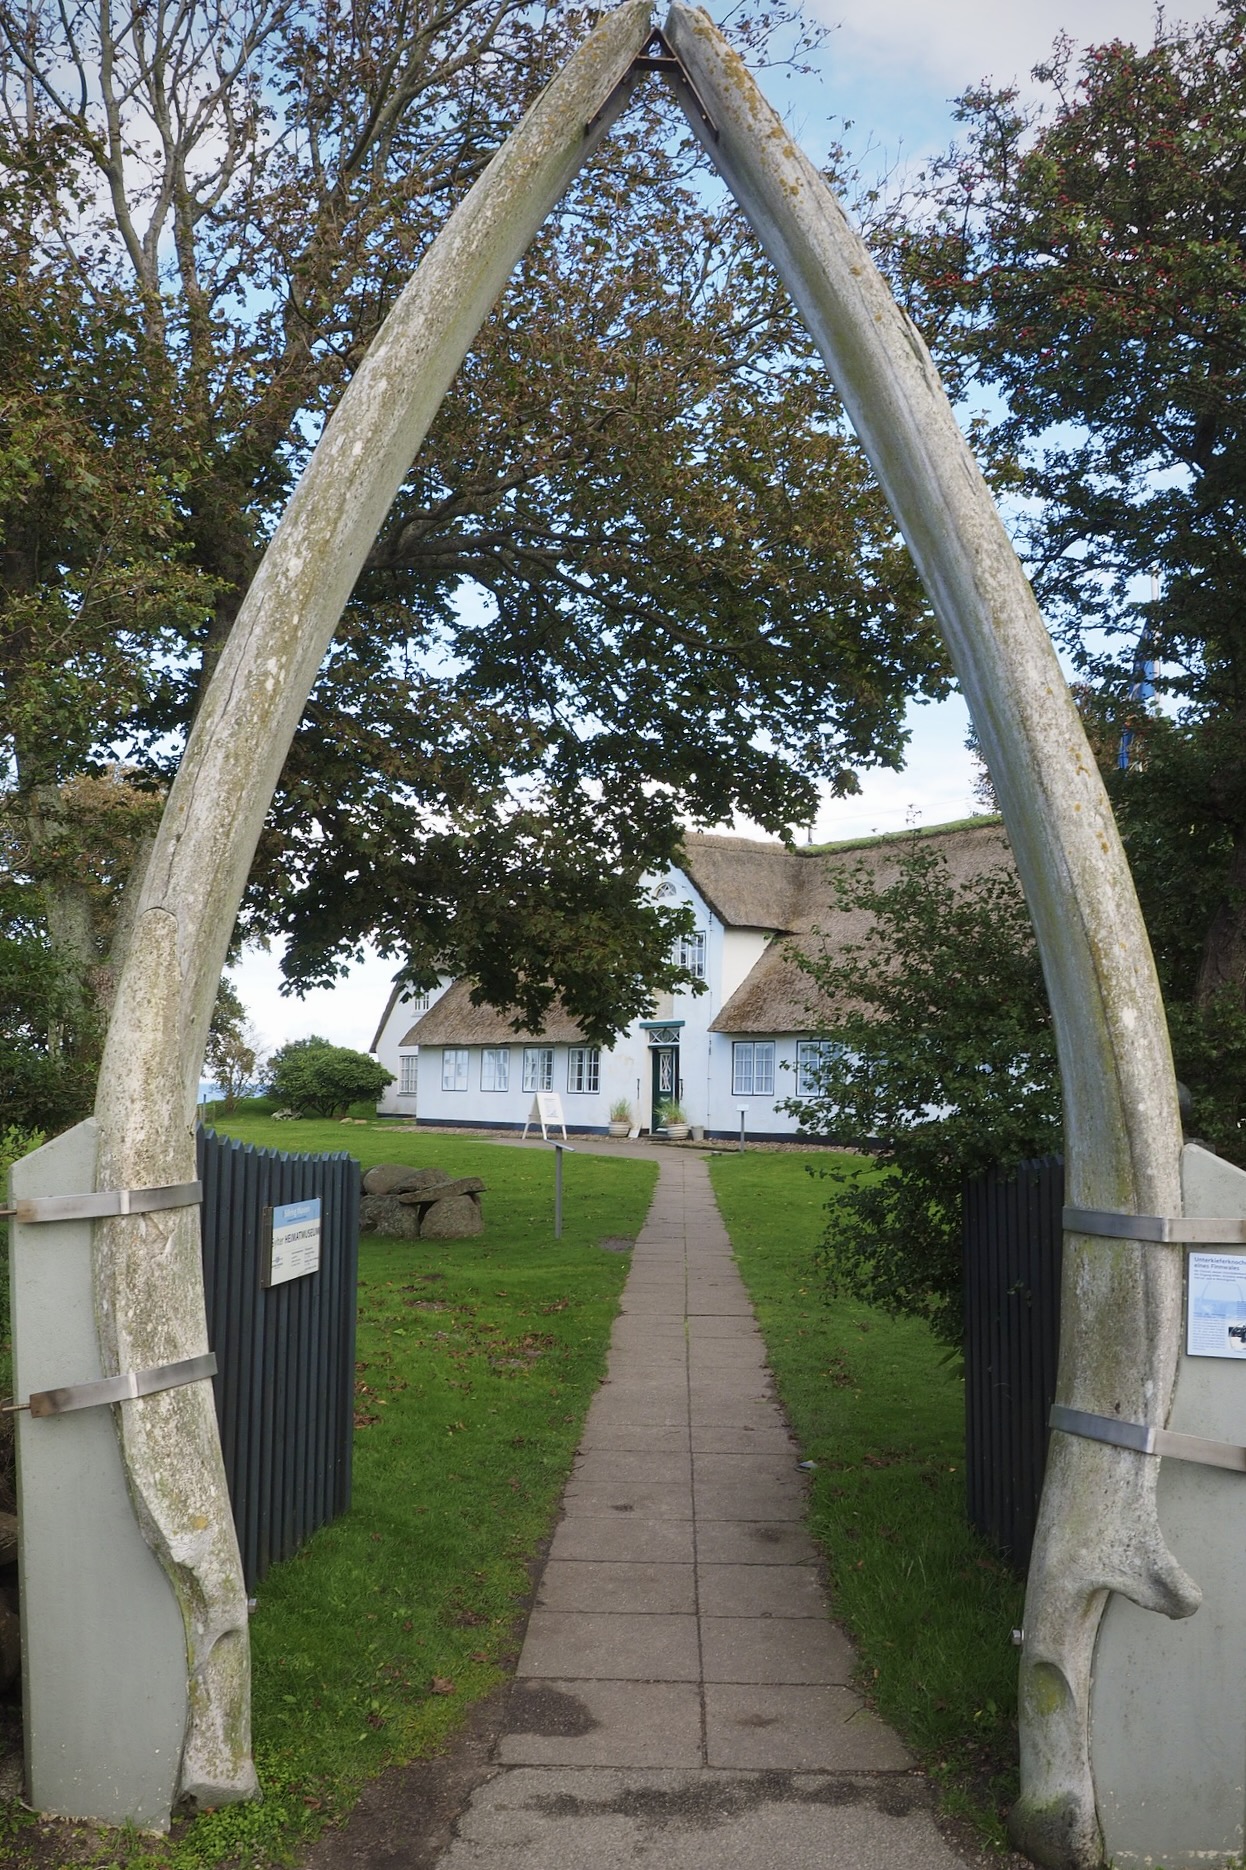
[442,1047,469,1092]
[398,1053,419,1097]
[677,930,707,980]
[523,1046,554,1092]
[481,1047,510,1092]
[796,1040,838,1098]
[567,1046,601,1094]
[733,1040,775,1097]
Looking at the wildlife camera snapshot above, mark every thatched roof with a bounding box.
[677,834,806,931]
[399,977,588,1047]
[707,818,1013,1034]
[386,818,1014,1048]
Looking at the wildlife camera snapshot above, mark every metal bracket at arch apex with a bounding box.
[1064,1205,1246,1245]
[0,1180,202,1225]
[585,28,719,141]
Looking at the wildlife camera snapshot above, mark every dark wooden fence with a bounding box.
[198,1127,360,1590]
[963,1156,1064,1568]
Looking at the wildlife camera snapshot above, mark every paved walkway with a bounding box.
[431,1147,976,1868]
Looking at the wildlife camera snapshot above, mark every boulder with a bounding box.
[396,1176,485,1203]
[359,1193,423,1239]
[363,1163,451,1198]
[419,1194,484,1239]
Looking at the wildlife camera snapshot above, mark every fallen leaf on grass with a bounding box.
[430,1677,456,1696]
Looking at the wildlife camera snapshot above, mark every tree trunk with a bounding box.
[1196,825,1246,1008]
[23,782,99,1057]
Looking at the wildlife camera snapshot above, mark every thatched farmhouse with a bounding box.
[370,817,1012,1141]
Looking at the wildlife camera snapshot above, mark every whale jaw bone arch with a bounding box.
[92,2,1182,1848]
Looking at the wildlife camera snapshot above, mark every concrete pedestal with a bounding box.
[1091,1144,1246,1866]
[10,1122,188,1827]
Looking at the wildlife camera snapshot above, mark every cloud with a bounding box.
[811,0,1219,99]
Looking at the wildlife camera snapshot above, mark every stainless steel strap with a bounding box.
[1063,1206,1246,1244]
[1050,1403,1246,1473]
[3,1181,202,1225]
[14,1353,218,1419]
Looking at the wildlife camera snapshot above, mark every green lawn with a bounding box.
[2,1121,656,1870]
[708,1148,1024,1844]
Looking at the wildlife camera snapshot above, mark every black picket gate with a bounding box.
[197,1127,360,1590]
[963,1155,1064,1569]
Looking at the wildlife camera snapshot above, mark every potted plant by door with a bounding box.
[608,1098,632,1138]
[657,1101,690,1141]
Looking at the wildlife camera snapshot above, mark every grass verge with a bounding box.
[707,1147,1024,1847]
[2,1123,655,1870]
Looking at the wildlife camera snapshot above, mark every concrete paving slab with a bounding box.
[518,1611,701,1681]
[696,1520,819,1565]
[693,1481,804,1522]
[686,1317,760,1338]
[438,1767,966,1868]
[548,1516,696,1564]
[584,1395,692,1427]
[694,1452,804,1484]
[700,1615,856,1685]
[688,1405,786,1435]
[606,1331,684,1361]
[499,1685,703,1768]
[688,1341,767,1367]
[687,1375,775,1406]
[561,1481,693,1520]
[606,1353,686,1379]
[572,1452,693,1488]
[580,1423,691,1453]
[690,1423,796,1454]
[688,1358,769,1383]
[538,1561,697,1615]
[593,1370,689,1398]
[705,1685,914,1771]
[697,1562,829,1619]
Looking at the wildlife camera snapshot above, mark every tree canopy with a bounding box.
[0,0,948,1121]
[890,0,1246,1012]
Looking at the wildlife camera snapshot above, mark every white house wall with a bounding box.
[706,1031,808,1141]
[719,927,771,1003]
[411,1039,642,1134]
[373,980,452,1116]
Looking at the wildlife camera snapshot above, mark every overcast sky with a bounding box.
[229,0,1219,1057]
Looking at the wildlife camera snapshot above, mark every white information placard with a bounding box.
[522,1093,567,1141]
[1187,1250,1246,1358]
[264,1197,322,1288]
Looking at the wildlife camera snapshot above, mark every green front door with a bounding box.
[650,1045,679,1127]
